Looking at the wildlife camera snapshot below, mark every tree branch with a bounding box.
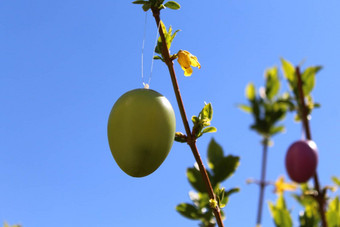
[256,138,269,226]
[151,7,225,227]
[296,66,327,227]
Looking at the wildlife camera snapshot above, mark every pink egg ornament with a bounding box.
[285,140,318,183]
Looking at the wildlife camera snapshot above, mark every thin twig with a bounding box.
[296,66,327,227]
[151,7,225,227]
[256,138,269,226]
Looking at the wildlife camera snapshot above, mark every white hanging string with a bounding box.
[141,13,147,88]
[141,13,161,89]
[148,19,161,87]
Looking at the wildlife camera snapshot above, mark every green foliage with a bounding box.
[176,203,203,220]
[265,67,280,100]
[3,223,21,227]
[268,194,293,227]
[154,21,180,61]
[239,67,290,140]
[326,196,340,227]
[132,0,180,12]
[268,175,340,227]
[281,58,296,86]
[175,103,217,144]
[245,82,256,101]
[292,184,320,227]
[210,155,239,186]
[332,176,340,186]
[132,0,152,11]
[176,138,240,226]
[280,58,322,121]
[191,103,217,139]
[207,138,223,170]
[187,166,211,193]
[164,1,181,10]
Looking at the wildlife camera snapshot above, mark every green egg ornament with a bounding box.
[107,88,176,177]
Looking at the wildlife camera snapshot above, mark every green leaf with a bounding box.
[154,21,179,55]
[332,176,340,186]
[299,211,320,227]
[192,115,199,124]
[212,155,240,183]
[176,203,202,220]
[200,103,213,121]
[169,29,180,49]
[219,197,229,209]
[154,21,167,54]
[281,58,296,85]
[207,138,224,170]
[225,187,240,197]
[265,66,280,100]
[314,102,321,108]
[250,99,260,120]
[132,0,148,4]
[269,125,285,136]
[165,25,173,48]
[215,187,240,209]
[196,192,210,210]
[238,104,252,113]
[301,66,322,96]
[292,187,320,226]
[192,103,216,139]
[153,55,163,61]
[187,167,208,193]
[326,196,340,227]
[268,194,293,227]
[245,82,256,101]
[202,127,217,134]
[216,188,228,208]
[142,2,151,11]
[164,1,181,9]
[160,20,167,36]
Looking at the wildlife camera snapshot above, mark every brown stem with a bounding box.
[296,67,327,227]
[256,138,269,226]
[151,8,224,227]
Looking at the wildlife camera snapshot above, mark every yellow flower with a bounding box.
[177,50,201,76]
[274,176,297,194]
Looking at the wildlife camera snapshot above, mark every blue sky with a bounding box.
[1,1,340,226]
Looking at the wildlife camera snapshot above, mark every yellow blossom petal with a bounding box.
[274,176,297,194]
[177,50,200,76]
[190,55,201,69]
[184,66,193,77]
[177,50,191,68]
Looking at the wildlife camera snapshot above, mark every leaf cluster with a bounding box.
[3,223,21,227]
[176,138,240,226]
[191,103,217,139]
[268,194,293,227]
[269,179,340,227]
[175,103,217,143]
[269,183,320,227]
[154,21,180,61]
[281,58,322,121]
[132,0,180,12]
[239,66,290,141]
[326,196,340,227]
[292,183,321,227]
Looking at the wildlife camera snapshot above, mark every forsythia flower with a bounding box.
[177,50,201,76]
[274,176,297,194]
